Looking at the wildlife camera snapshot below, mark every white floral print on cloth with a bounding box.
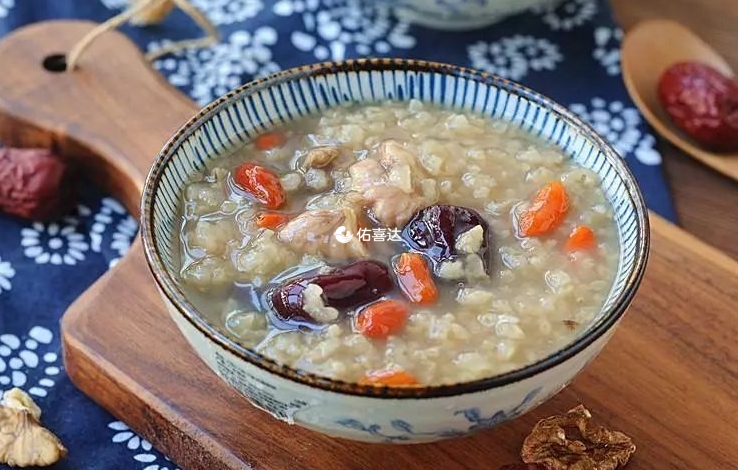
[593,26,623,76]
[0,257,14,295]
[0,326,61,397]
[0,0,14,18]
[273,0,416,61]
[150,27,280,106]
[101,0,265,23]
[467,35,562,81]
[89,198,125,253]
[109,216,138,268]
[191,0,264,25]
[570,98,662,165]
[21,218,90,266]
[535,0,597,31]
[87,197,138,268]
[109,421,180,470]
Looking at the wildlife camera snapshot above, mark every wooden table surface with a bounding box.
[611,0,738,260]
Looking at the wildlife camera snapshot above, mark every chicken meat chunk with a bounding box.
[379,139,419,170]
[363,185,432,228]
[347,140,437,227]
[277,206,368,260]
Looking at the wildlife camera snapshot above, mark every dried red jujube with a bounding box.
[269,260,394,329]
[658,61,738,152]
[0,148,75,221]
[400,204,493,273]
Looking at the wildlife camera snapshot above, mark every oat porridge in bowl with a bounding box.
[141,59,649,443]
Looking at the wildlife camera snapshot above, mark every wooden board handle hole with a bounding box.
[42,54,67,73]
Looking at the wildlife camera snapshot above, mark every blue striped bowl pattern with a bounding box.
[140,59,649,442]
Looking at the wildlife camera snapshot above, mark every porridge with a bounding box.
[175,100,619,386]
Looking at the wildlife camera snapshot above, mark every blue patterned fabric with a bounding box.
[0,1,674,468]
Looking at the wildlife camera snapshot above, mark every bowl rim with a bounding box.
[140,58,651,399]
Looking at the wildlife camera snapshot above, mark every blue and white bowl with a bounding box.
[380,0,564,30]
[141,59,650,444]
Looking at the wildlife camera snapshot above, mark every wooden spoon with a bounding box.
[621,19,738,181]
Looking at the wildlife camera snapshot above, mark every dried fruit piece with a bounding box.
[255,211,291,230]
[269,260,394,329]
[658,61,738,152]
[565,225,596,252]
[0,388,67,467]
[355,299,410,339]
[232,163,286,209]
[0,148,75,221]
[518,182,570,237]
[316,260,394,309]
[392,252,438,305]
[498,464,550,470]
[254,132,286,151]
[521,405,636,470]
[401,204,493,274]
[359,369,419,387]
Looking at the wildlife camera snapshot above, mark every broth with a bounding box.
[175,100,619,386]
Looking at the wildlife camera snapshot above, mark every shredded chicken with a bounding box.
[346,140,437,227]
[278,206,368,260]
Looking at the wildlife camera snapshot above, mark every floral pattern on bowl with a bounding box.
[335,386,542,442]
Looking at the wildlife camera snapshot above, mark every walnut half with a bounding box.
[521,405,636,470]
[498,464,549,470]
[0,388,67,468]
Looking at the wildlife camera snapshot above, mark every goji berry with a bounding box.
[232,163,286,209]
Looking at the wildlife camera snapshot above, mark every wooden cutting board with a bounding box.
[1,20,737,470]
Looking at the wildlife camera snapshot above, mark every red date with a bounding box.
[658,61,738,152]
[0,148,75,221]
[401,204,492,273]
[269,260,394,329]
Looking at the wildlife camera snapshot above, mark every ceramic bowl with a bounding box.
[379,0,564,30]
[140,59,650,444]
